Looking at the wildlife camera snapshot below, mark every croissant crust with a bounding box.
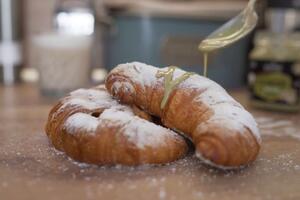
[105,62,261,168]
[45,85,188,165]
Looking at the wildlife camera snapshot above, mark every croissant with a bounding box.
[45,85,188,165]
[105,62,262,169]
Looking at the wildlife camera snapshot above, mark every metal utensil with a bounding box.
[199,0,258,52]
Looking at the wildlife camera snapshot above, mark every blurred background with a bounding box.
[0,0,300,111]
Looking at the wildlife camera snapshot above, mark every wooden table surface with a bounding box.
[1,84,300,200]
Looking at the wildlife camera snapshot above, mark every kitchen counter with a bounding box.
[1,84,300,200]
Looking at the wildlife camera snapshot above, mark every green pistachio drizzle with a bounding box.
[156,66,195,109]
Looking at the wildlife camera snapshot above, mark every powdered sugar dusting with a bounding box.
[209,103,261,143]
[65,113,99,134]
[60,88,118,111]
[194,86,238,106]
[111,81,135,95]
[164,67,261,143]
[99,106,135,121]
[60,86,171,149]
[171,67,221,91]
[111,63,261,144]
[100,107,169,149]
[111,62,159,88]
[124,120,168,149]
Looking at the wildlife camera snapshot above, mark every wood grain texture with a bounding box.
[0,84,300,200]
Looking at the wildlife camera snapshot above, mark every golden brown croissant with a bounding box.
[105,62,262,169]
[45,85,188,165]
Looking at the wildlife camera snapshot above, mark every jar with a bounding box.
[33,33,92,97]
[248,31,300,112]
